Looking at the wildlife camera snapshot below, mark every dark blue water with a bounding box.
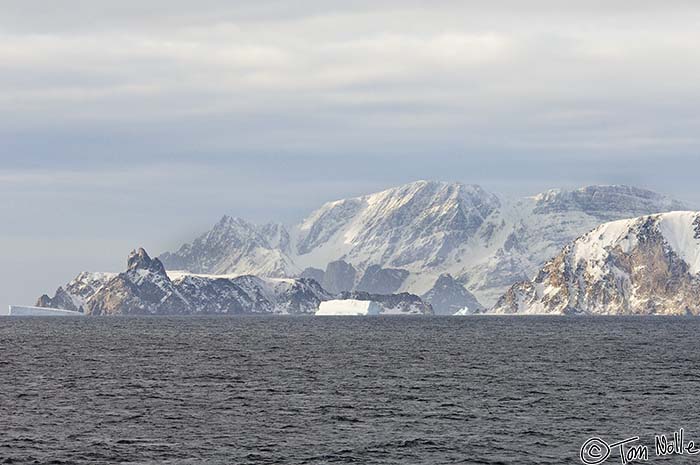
[1,316,700,464]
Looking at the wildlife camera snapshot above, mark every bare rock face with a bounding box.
[421,274,484,315]
[299,267,325,285]
[37,287,79,312]
[128,247,166,274]
[322,260,357,294]
[89,248,189,316]
[490,212,700,315]
[355,265,409,295]
[36,271,116,312]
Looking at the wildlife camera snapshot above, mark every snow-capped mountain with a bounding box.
[294,181,500,270]
[458,185,687,305]
[158,181,688,310]
[36,271,116,312]
[39,248,328,315]
[38,248,433,315]
[159,216,298,277]
[490,212,700,315]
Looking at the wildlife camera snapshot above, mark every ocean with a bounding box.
[1,316,699,464]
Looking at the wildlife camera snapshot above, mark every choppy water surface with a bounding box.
[2,316,700,464]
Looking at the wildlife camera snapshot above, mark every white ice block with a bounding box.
[8,305,84,316]
[315,299,381,316]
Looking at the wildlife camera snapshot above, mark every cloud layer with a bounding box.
[1,1,700,308]
[2,1,700,161]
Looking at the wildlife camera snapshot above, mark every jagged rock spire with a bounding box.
[127,248,166,275]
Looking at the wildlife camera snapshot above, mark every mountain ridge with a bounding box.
[38,248,432,316]
[490,211,700,315]
[158,181,688,311]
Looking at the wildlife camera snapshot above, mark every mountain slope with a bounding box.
[39,249,330,315]
[294,180,501,270]
[159,216,297,277]
[38,249,433,316]
[157,181,688,307]
[37,271,116,312]
[446,185,688,305]
[490,212,700,315]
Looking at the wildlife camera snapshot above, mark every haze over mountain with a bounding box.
[159,180,688,311]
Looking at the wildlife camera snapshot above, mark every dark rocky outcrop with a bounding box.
[300,267,325,285]
[355,265,409,295]
[322,260,357,294]
[421,274,483,315]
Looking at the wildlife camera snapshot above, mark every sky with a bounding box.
[1,1,700,309]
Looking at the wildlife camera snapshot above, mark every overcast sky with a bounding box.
[2,1,700,309]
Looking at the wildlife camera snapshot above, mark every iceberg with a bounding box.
[315,299,381,316]
[8,305,84,316]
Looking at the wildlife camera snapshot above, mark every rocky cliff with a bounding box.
[490,212,700,315]
[38,249,433,316]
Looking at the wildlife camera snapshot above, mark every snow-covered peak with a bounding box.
[295,180,500,268]
[299,181,495,227]
[362,180,496,208]
[491,211,700,315]
[159,215,295,277]
[210,215,260,240]
[572,211,700,274]
[157,181,690,309]
[532,185,686,218]
[128,247,166,274]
